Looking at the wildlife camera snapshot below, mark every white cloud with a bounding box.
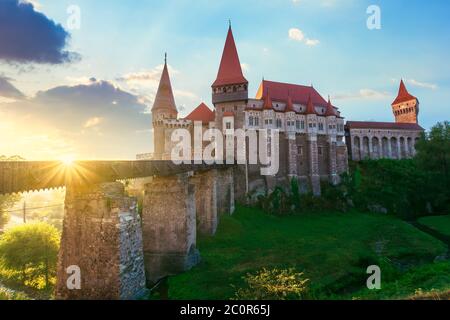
[407,79,438,90]
[0,97,18,104]
[66,76,97,85]
[174,90,198,100]
[84,117,103,128]
[289,28,320,47]
[288,28,305,42]
[117,64,180,89]
[20,0,42,10]
[334,89,390,101]
[305,38,320,46]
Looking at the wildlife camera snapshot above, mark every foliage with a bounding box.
[0,194,21,230]
[0,223,60,289]
[415,121,450,182]
[346,157,449,219]
[256,177,350,216]
[0,155,25,161]
[168,206,446,300]
[234,268,309,300]
[418,215,450,237]
[347,261,450,300]
[0,287,29,300]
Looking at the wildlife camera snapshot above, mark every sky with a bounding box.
[0,0,449,160]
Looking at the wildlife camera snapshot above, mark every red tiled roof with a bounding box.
[256,80,328,106]
[392,80,417,105]
[263,89,273,110]
[184,102,215,123]
[325,97,337,117]
[306,94,316,115]
[346,121,424,131]
[285,92,296,113]
[212,26,248,87]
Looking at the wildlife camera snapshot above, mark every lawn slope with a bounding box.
[167,207,447,300]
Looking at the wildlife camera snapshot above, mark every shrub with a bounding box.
[234,268,310,300]
[0,223,60,289]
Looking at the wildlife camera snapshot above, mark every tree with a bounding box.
[415,121,450,182]
[415,121,450,213]
[0,223,60,289]
[0,194,21,230]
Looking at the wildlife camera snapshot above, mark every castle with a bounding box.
[346,80,424,161]
[148,25,424,196]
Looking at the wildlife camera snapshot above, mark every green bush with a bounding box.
[234,268,310,300]
[257,177,350,216]
[0,222,60,290]
[0,287,29,300]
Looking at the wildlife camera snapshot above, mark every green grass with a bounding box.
[418,215,450,237]
[167,206,448,300]
[348,261,450,300]
[0,287,29,300]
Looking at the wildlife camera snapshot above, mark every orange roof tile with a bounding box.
[346,121,423,131]
[306,94,316,115]
[184,102,215,123]
[325,97,337,117]
[212,26,248,87]
[285,92,296,113]
[256,80,328,106]
[152,59,177,113]
[392,80,417,105]
[263,89,273,110]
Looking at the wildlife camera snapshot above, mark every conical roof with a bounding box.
[212,26,248,87]
[152,56,177,113]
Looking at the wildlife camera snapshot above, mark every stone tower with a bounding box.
[212,24,248,132]
[391,80,419,124]
[152,55,178,160]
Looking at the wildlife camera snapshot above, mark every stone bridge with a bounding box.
[0,160,236,299]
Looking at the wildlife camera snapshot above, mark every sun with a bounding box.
[59,155,75,166]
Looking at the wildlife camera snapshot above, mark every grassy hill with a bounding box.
[166,206,449,300]
[418,216,450,238]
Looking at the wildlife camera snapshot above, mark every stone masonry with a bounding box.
[141,172,200,285]
[191,170,219,236]
[56,182,146,300]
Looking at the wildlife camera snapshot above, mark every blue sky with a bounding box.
[0,0,449,160]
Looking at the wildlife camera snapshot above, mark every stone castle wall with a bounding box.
[56,182,146,300]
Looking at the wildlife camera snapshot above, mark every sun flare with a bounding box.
[59,155,75,166]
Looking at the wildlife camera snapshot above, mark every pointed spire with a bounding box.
[212,25,248,87]
[264,89,273,110]
[325,96,336,117]
[152,54,177,114]
[392,79,417,105]
[306,94,316,115]
[285,90,295,113]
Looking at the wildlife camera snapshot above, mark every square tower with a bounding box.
[212,25,248,132]
[391,80,419,124]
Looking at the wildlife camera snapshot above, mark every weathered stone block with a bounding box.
[141,173,200,284]
[56,182,146,300]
